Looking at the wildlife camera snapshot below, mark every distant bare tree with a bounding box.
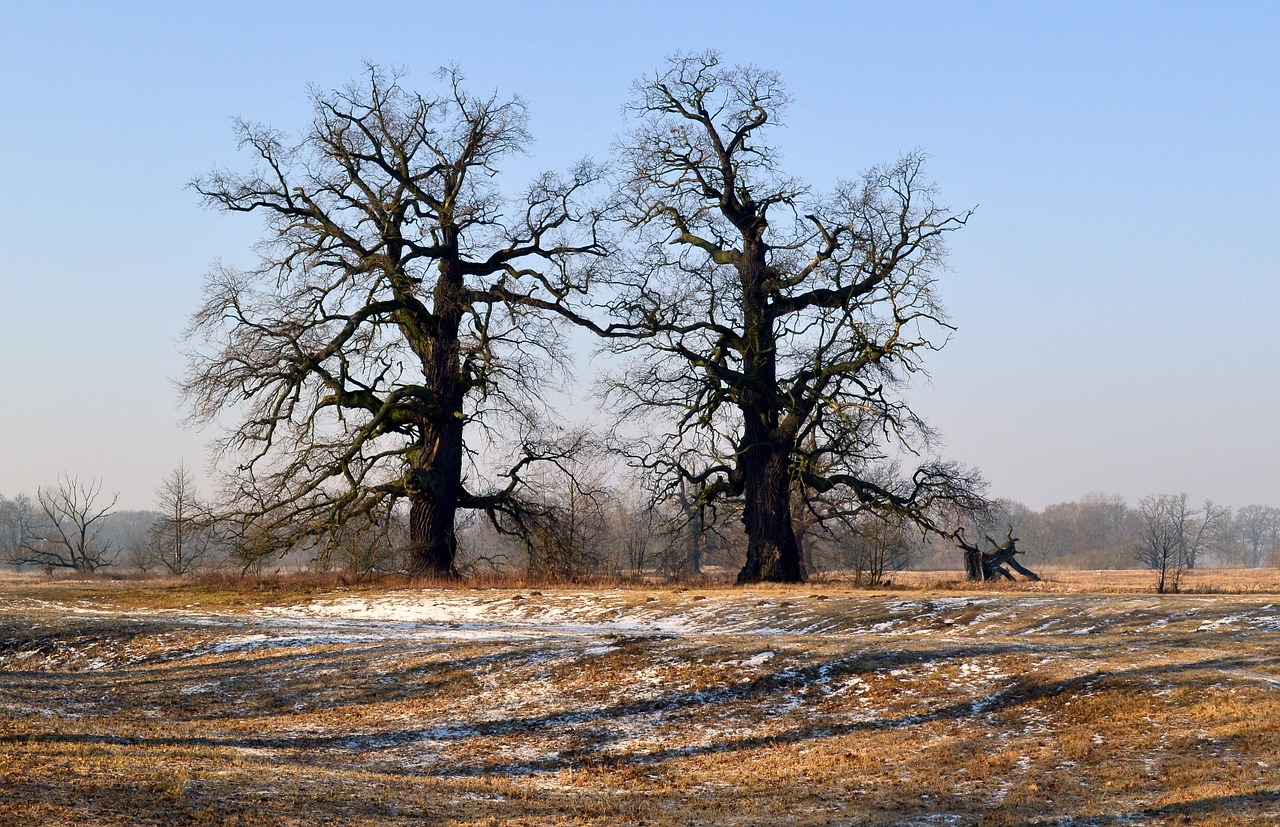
[125,527,162,573]
[0,494,39,564]
[215,498,289,576]
[521,442,612,579]
[310,505,408,579]
[674,477,711,577]
[149,462,215,575]
[1134,494,1225,593]
[1017,493,1135,568]
[12,476,120,573]
[611,497,662,576]
[454,511,516,576]
[846,515,915,586]
[792,458,924,577]
[604,476,735,580]
[1231,505,1280,568]
[1174,495,1231,571]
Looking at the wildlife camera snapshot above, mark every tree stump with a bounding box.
[956,527,1040,582]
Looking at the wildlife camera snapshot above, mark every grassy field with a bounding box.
[1,570,1278,825]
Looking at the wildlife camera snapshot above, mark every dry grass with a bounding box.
[2,572,1279,825]
[890,566,1280,595]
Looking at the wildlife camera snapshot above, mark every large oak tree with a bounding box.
[604,52,983,583]
[184,67,602,576]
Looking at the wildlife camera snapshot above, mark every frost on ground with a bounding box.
[1,584,1279,826]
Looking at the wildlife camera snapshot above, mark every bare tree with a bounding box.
[603,52,984,583]
[1141,489,1228,573]
[183,66,604,577]
[1135,495,1188,594]
[612,499,657,575]
[1229,504,1280,568]
[148,462,215,575]
[604,476,734,580]
[1166,494,1231,571]
[832,514,916,586]
[675,477,711,577]
[1133,494,1225,592]
[1012,493,1136,569]
[520,441,612,579]
[310,505,408,579]
[125,527,162,573]
[0,494,39,565]
[218,508,286,576]
[11,476,120,573]
[605,482,670,577]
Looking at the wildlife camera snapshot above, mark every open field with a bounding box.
[1,573,1278,825]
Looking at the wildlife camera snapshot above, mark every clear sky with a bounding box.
[1,1,1276,512]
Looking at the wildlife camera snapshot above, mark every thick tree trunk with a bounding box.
[733,239,805,585]
[405,248,466,579]
[737,445,805,584]
[408,493,455,576]
[964,548,984,581]
[406,418,464,577]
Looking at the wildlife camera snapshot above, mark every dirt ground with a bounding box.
[1,573,1278,825]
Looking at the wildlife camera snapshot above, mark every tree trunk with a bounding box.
[733,240,805,585]
[961,533,1040,583]
[684,510,704,577]
[408,494,456,576]
[800,528,816,579]
[407,418,464,577]
[737,447,805,584]
[963,547,982,580]
[679,479,705,577]
[405,249,466,579]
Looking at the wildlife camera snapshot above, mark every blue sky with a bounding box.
[1,1,1277,511]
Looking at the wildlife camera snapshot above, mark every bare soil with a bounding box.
[1,572,1277,825]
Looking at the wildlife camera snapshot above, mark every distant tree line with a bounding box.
[3,472,1276,589]
[1,460,926,585]
[928,492,1280,592]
